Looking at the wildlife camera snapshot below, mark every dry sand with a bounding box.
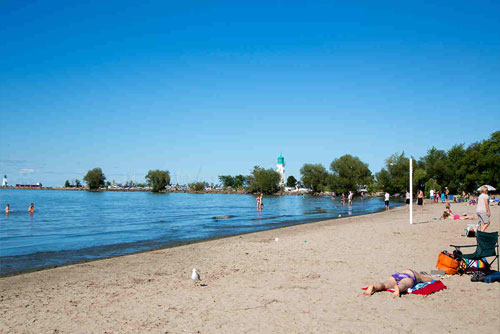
[1,201,499,333]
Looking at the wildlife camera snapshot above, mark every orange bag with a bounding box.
[436,252,460,275]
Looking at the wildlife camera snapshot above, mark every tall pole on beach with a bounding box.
[410,158,413,225]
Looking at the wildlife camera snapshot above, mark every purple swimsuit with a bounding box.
[391,271,417,287]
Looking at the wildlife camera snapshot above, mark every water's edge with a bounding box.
[0,206,401,278]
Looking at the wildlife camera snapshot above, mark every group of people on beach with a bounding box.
[440,186,492,232]
[366,185,494,297]
[4,203,34,214]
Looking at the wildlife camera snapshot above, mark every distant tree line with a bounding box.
[79,168,171,192]
[218,167,281,194]
[375,131,499,195]
[299,131,499,195]
[64,179,82,188]
[77,132,498,195]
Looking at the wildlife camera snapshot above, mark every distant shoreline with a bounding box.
[0,186,386,197]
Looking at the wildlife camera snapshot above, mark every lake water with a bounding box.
[0,189,401,276]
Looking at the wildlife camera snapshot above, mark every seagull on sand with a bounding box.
[191,268,201,282]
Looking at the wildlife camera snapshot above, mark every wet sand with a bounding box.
[0,201,498,333]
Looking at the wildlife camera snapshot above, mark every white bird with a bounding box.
[191,268,201,282]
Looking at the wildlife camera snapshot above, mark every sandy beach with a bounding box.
[0,201,498,333]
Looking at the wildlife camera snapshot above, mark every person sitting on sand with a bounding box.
[445,203,452,214]
[5,204,12,213]
[28,203,34,213]
[442,211,475,220]
[364,269,433,297]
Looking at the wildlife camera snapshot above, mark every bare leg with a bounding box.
[365,279,396,296]
[414,272,433,283]
[393,278,413,297]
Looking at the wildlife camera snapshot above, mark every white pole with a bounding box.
[410,158,413,225]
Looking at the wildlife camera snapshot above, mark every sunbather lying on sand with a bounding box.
[442,211,475,220]
[364,269,433,297]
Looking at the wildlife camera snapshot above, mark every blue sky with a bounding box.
[1,0,499,186]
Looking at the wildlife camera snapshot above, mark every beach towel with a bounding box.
[363,280,447,295]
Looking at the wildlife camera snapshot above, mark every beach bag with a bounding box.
[436,251,460,275]
[459,258,489,273]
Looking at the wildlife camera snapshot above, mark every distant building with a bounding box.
[15,182,42,188]
[2,174,7,186]
[276,154,285,187]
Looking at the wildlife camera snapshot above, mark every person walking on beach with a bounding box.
[429,189,434,202]
[417,190,424,212]
[28,203,34,213]
[405,190,410,212]
[384,192,390,211]
[477,186,491,232]
[445,187,449,202]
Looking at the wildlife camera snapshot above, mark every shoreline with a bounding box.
[1,202,498,333]
[0,203,404,278]
[1,186,389,197]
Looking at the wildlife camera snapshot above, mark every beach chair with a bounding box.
[450,231,499,273]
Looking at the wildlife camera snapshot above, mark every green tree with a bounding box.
[247,166,281,194]
[219,175,234,188]
[421,147,448,188]
[300,163,329,193]
[413,168,427,193]
[64,180,71,188]
[446,144,466,192]
[145,170,170,192]
[477,131,500,190]
[75,179,81,188]
[424,178,441,196]
[83,168,106,190]
[286,175,297,187]
[386,153,411,194]
[329,154,372,193]
[218,174,247,189]
[375,152,418,194]
[189,182,205,191]
[233,175,247,189]
[375,168,391,192]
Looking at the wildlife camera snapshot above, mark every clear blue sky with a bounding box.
[1,0,499,186]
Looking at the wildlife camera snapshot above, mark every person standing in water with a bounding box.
[384,192,390,211]
[5,204,12,213]
[348,191,353,206]
[28,203,34,213]
[259,193,264,210]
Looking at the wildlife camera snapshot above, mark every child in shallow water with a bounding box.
[364,269,433,297]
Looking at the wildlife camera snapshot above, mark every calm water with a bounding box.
[0,189,401,276]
